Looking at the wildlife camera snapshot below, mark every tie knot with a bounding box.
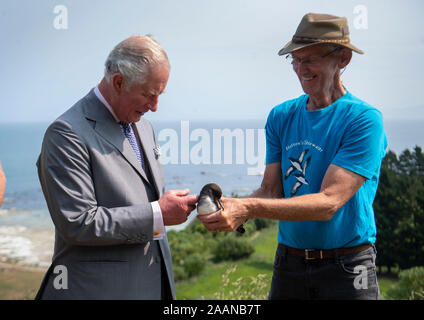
[120,122,131,135]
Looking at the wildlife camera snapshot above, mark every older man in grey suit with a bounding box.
[36,35,197,300]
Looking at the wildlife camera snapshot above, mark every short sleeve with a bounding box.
[265,108,282,164]
[332,108,387,179]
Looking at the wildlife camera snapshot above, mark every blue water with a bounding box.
[0,119,422,230]
[0,122,48,209]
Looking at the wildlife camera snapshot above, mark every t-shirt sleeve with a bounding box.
[332,108,387,180]
[265,107,283,164]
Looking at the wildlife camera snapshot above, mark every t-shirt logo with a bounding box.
[285,149,311,196]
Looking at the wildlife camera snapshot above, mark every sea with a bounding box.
[0,119,423,267]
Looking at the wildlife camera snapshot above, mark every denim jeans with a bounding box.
[268,244,380,300]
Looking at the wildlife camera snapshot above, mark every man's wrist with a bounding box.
[240,198,255,220]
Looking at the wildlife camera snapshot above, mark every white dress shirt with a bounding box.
[94,86,165,240]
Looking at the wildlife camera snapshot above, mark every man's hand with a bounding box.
[158,189,198,226]
[197,197,250,232]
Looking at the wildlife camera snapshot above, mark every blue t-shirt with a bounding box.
[265,91,387,249]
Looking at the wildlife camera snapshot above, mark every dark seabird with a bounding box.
[196,183,245,234]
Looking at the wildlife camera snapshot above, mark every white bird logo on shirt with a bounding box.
[285,149,311,196]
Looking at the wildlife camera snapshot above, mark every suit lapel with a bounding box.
[83,90,151,185]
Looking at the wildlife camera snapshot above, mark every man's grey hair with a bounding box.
[104,34,170,89]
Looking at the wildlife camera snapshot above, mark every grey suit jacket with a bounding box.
[36,89,175,299]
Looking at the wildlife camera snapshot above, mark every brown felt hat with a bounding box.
[278,13,364,56]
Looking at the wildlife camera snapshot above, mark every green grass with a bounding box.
[378,275,398,300]
[175,224,278,300]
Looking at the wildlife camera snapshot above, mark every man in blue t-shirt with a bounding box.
[198,13,387,300]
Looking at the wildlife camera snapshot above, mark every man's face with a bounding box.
[291,44,341,97]
[114,66,169,123]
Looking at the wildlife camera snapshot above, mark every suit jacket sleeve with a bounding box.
[37,120,154,246]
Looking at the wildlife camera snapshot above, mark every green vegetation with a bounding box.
[212,237,254,262]
[214,265,269,300]
[386,266,424,300]
[174,221,277,300]
[374,146,424,272]
[168,217,272,283]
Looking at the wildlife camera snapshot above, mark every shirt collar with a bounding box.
[94,85,120,123]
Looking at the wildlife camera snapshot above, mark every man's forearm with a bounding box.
[242,192,337,222]
[199,192,337,233]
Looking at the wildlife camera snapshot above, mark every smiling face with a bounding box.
[112,65,169,123]
[289,44,353,110]
[292,44,343,97]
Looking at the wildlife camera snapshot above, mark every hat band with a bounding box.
[292,36,350,44]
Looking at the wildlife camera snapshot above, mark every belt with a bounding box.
[278,243,372,260]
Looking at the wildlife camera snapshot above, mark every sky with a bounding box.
[0,0,423,123]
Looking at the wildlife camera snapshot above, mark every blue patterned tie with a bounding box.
[120,122,144,170]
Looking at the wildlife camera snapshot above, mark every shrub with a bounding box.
[212,237,254,262]
[183,254,206,278]
[253,218,274,230]
[173,265,188,282]
[387,266,424,300]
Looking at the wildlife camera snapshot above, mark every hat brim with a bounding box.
[278,40,364,56]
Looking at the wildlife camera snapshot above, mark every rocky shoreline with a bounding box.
[0,225,54,269]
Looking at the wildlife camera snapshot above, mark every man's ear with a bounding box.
[112,74,125,94]
[339,49,352,69]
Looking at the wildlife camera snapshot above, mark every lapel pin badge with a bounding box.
[153,144,161,159]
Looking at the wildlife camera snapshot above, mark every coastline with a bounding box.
[0,211,54,269]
